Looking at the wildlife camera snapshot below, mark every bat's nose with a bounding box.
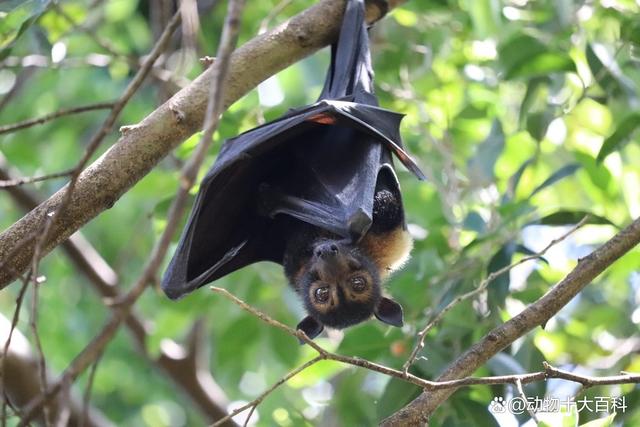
[315,242,339,259]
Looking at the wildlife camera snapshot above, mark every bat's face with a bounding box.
[299,240,382,330]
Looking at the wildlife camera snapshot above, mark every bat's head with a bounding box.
[295,239,403,340]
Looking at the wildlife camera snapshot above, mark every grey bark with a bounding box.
[0,0,397,288]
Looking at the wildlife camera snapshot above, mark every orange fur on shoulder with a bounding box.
[361,228,413,279]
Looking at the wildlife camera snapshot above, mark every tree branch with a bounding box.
[0,169,75,188]
[0,10,182,285]
[210,286,640,424]
[14,0,245,423]
[0,155,231,423]
[0,103,114,136]
[0,315,114,427]
[381,216,640,426]
[403,217,588,373]
[0,0,405,289]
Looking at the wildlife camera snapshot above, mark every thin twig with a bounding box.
[402,216,590,373]
[0,9,181,301]
[30,10,182,256]
[52,3,184,89]
[210,287,327,355]
[14,1,244,424]
[80,351,103,427]
[0,0,403,289]
[383,216,640,425]
[258,0,294,34]
[210,356,323,427]
[515,378,539,424]
[29,280,50,427]
[0,11,182,278]
[0,156,229,421]
[543,362,640,387]
[1,280,29,427]
[0,169,74,188]
[53,3,132,62]
[0,103,114,136]
[0,55,188,88]
[211,287,640,393]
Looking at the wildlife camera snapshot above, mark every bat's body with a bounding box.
[162,0,425,340]
[282,172,412,338]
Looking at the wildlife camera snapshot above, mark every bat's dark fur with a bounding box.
[283,173,411,339]
[160,0,424,342]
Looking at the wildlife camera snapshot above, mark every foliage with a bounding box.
[0,0,639,426]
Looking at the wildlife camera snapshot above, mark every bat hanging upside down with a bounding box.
[279,171,412,339]
[161,0,425,341]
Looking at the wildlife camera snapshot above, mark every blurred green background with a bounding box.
[1,0,640,426]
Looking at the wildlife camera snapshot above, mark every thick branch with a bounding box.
[0,156,230,422]
[381,216,640,426]
[0,0,403,289]
[15,0,245,423]
[211,286,640,425]
[0,315,113,427]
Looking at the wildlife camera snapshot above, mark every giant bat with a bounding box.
[162,0,425,339]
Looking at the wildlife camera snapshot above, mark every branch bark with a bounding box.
[0,155,232,423]
[0,0,402,289]
[0,315,114,427]
[381,216,640,426]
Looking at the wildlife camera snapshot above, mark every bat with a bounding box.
[162,0,425,340]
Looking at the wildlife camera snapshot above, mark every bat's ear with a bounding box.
[374,297,404,327]
[296,316,324,343]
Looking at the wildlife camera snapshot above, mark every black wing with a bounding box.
[162,0,424,299]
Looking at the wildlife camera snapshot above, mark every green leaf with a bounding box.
[462,211,487,233]
[452,398,501,427]
[527,111,555,141]
[538,406,579,427]
[586,43,638,103]
[529,163,580,198]
[579,413,616,427]
[487,352,525,375]
[514,337,547,397]
[596,112,640,162]
[500,34,547,75]
[621,20,640,46]
[515,244,549,265]
[502,158,535,204]
[376,377,422,419]
[533,210,616,227]
[217,316,261,368]
[467,120,505,186]
[392,9,418,27]
[0,0,51,59]
[574,151,613,193]
[507,51,576,79]
[269,326,300,366]
[519,77,549,127]
[468,0,501,38]
[288,359,346,388]
[487,242,516,308]
[337,324,388,360]
[499,34,576,79]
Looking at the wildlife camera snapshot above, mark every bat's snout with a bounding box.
[314,242,339,259]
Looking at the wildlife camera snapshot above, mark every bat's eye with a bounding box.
[350,276,367,292]
[314,286,330,303]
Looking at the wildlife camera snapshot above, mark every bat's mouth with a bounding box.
[316,299,378,329]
